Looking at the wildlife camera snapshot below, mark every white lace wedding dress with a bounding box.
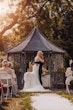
[21,64,50,92]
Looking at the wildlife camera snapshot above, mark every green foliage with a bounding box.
[56,91,73,103]
[21,96,32,110]
[20,92,33,110]
[0,0,73,59]
[12,0,73,59]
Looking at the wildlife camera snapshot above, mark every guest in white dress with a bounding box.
[0,60,18,96]
[65,61,73,94]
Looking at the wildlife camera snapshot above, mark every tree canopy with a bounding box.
[0,0,73,59]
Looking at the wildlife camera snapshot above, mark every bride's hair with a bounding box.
[37,51,43,57]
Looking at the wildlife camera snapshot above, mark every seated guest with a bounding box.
[65,61,73,94]
[0,60,18,97]
[65,62,73,83]
[8,61,18,96]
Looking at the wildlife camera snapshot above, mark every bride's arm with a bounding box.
[34,55,44,63]
[38,56,44,63]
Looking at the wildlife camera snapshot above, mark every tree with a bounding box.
[0,0,73,59]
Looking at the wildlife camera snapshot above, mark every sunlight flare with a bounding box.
[0,0,18,15]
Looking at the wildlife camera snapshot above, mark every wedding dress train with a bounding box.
[21,64,50,92]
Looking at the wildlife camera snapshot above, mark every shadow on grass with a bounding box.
[2,101,9,106]
[0,101,9,110]
[0,106,5,110]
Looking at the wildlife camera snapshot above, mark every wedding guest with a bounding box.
[65,61,73,94]
[65,62,73,80]
[13,61,23,89]
[0,60,18,97]
[8,62,18,96]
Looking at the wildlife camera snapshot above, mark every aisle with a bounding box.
[31,93,73,110]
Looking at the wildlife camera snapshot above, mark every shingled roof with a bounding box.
[7,26,66,53]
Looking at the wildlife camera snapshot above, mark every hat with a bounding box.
[2,60,8,66]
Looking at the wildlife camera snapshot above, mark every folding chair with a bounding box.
[0,81,3,104]
[0,74,12,100]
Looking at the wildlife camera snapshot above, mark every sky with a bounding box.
[0,0,20,34]
[0,0,19,15]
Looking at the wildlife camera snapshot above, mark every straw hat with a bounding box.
[2,60,8,66]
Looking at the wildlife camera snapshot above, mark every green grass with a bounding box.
[19,92,33,110]
[54,90,73,103]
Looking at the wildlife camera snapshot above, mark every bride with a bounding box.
[22,51,50,92]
